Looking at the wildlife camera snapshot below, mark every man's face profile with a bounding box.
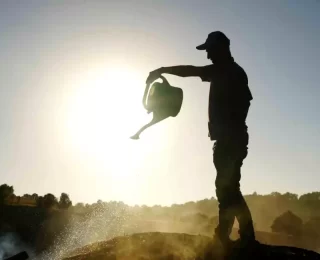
[206,47,216,63]
[205,43,228,63]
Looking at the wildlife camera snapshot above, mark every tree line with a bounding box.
[2,182,320,236]
[0,183,72,209]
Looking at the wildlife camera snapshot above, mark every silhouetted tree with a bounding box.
[75,202,84,208]
[299,192,320,210]
[73,202,85,213]
[299,192,320,201]
[282,192,298,201]
[43,193,58,208]
[0,184,14,204]
[271,210,303,236]
[36,196,44,207]
[6,194,15,205]
[32,193,38,201]
[59,193,72,209]
[23,194,33,199]
[271,192,281,197]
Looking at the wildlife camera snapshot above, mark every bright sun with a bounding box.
[64,66,152,180]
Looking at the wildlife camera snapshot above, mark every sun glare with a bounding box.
[65,66,152,180]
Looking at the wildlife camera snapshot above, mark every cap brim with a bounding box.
[196,43,207,50]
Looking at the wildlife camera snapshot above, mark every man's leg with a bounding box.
[234,191,255,243]
[214,187,237,245]
[231,132,255,243]
[213,139,237,245]
[232,160,255,243]
[213,133,255,246]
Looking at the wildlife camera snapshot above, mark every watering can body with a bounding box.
[130,76,183,139]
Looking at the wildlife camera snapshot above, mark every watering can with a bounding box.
[130,76,183,139]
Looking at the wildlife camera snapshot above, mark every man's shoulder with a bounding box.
[205,61,247,76]
[199,61,248,83]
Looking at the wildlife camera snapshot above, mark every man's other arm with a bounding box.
[159,65,204,77]
[146,65,212,85]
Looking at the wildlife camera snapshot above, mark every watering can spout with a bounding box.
[130,76,183,140]
[130,113,166,140]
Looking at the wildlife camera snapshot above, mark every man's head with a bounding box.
[196,31,231,63]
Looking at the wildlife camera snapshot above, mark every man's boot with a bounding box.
[212,230,238,258]
[230,234,261,258]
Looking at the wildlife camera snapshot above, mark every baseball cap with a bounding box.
[196,31,230,50]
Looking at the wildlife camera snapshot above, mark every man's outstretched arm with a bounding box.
[146,65,204,85]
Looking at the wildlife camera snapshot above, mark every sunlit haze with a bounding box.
[0,1,319,206]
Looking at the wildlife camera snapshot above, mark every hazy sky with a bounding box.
[0,1,319,206]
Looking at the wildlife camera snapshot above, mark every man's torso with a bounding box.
[200,58,253,140]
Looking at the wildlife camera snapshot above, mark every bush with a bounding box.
[271,210,303,236]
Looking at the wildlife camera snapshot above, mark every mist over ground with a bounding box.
[2,191,319,259]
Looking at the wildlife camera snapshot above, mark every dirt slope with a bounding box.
[62,231,320,260]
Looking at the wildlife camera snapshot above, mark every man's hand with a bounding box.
[146,68,163,85]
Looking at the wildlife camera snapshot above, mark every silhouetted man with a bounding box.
[146,31,256,250]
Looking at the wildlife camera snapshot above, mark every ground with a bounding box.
[61,232,320,260]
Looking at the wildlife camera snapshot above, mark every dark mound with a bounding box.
[62,232,320,260]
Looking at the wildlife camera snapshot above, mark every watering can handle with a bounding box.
[142,76,169,111]
[142,83,150,111]
[159,75,169,85]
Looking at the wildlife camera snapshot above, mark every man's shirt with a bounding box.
[199,57,253,140]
